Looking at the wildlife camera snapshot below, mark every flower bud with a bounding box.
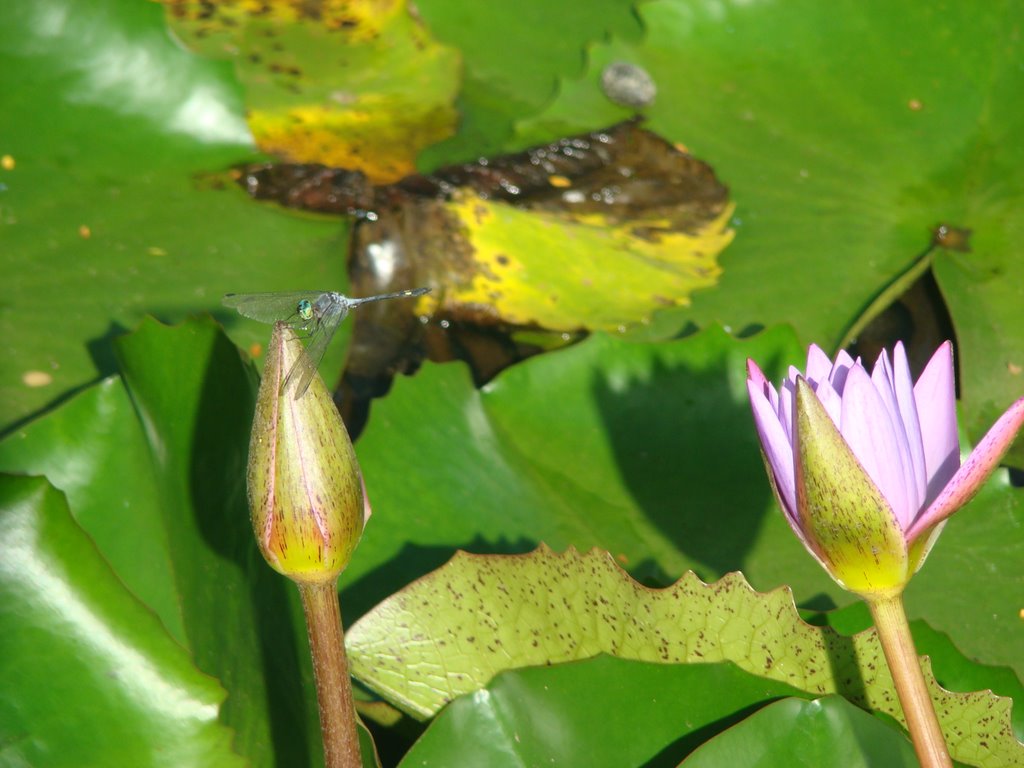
[247,322,365,583]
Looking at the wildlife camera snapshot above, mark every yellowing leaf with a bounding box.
[163,0,459,181]
[438,191,733,331]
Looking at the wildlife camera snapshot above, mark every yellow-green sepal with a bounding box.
[794,377,909,597]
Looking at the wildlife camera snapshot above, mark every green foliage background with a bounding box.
[1,1,1022,766]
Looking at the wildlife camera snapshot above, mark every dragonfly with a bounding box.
[223,287,430,399]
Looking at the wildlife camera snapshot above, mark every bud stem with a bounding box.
[867,592,952,768]
[298,581,362,768]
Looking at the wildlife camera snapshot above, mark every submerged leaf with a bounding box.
[346,547,1023,767]
[163,0,460,182]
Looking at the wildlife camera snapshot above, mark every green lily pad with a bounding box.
[512,0,1024,464]
[680,696,919,768]
[346,547,1021,766]
[0,316,1020,765]
[0,317,325,767]
[934,250,1024,467]
[414,0,644,167]
[0,377,183,641]
[0,475,245,768]
[0,0,352,434]
[401,658,811,767]
[163,0,460,182]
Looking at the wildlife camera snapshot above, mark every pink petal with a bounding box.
[870,347,922,514]
[890,343,928,510]
[757,360,786,434]
[805,345,834,387]
[360,475,373,525]
[908,520,946,575]
[764,382,789,442]
[839,364,914,527]
[813,376,843,429]
[779,376,796,443]
[907,395,1024,541]
[913,341,959,504]
[828,349,858,394]
[748,360,784,426]
[832,349,858,370]
[747,358,768,389]
[747,378,798,523]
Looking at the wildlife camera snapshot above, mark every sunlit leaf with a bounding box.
[347,547,1022,766]
[512,0,1024,467]
[163,0,460,182]
[414,0,643,166]
[0,475,245,768]
[243,122,733,335]
[0,378,183,642]
[0,0,350,433]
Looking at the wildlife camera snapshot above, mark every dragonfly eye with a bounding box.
[296,299,314,322]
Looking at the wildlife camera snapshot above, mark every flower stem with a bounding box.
[298,580,362,768]
[867,592,952,768]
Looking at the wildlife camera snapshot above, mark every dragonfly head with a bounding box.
[296,299,314,323]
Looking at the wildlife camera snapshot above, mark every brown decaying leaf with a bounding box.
[238,121,731,433]
[242,118,727,225]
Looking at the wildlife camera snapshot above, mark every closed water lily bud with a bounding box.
[248,322,366,583]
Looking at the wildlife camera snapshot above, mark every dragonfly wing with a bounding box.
[283,341,320,400]
[223,291,324,324]
[285,304,348,399]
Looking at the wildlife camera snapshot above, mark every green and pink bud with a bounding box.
[247,322,370,584]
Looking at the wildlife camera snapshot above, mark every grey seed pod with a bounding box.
[601,61,657,108]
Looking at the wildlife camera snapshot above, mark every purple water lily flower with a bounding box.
[747,342,1024,594]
